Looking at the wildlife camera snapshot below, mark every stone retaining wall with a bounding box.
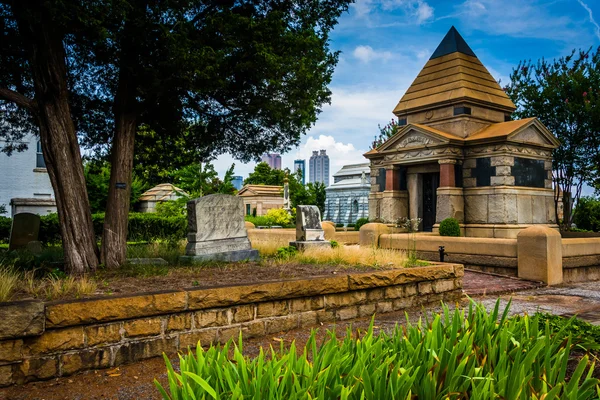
[247,229,360,246]
[562,238,600,282]
[0,265,463,386]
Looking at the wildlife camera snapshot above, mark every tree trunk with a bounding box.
[14,1,100,273]
[100,54,137,268]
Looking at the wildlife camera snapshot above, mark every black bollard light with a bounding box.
[439,246,446,262]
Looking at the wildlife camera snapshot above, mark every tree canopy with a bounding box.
[506,47,600,229]
[0,0,351,271]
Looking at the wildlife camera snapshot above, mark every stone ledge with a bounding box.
[0,301,44,340]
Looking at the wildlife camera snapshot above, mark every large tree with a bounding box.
[0,0,351,271]
[506,48,600,230]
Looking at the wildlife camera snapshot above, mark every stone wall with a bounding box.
[247,228,359,247]
[562,238,600,283]
[0,265,463,386]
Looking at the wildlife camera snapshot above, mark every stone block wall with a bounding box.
[0,265,464,386]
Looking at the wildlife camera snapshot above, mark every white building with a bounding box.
[324,163,370,225]
[0,135,56,217]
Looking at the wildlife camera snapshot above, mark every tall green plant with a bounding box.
[156,300,600,399]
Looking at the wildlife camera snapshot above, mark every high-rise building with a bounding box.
[232,176,244,191]
[261,153,282,170]
[294,159,306,185]
[309,150,330,187]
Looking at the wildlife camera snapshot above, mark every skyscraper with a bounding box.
[294,159,306,185]
[309,150,330,187]
[261,153,282,170]
[232,176,244,191]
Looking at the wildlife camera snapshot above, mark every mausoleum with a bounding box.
[364,27,560,238]
[324,163,370,225]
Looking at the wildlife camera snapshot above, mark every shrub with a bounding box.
[439,217,461,237]
[37,212,187,244]
[335,223,344,228]
[355,217,369,231]
[265,208,293,226]
[276,246,298,259]
[0,216,11,243]
[573,196,600,232]
[330,240,339,248]
[156,300,600,399]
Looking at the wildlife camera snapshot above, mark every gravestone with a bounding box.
[181,194,259,262]
[290,205,330,251]
[8,212,41,251]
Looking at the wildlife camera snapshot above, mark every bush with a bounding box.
[0,216,11,243]
[156,300,600,399]
[355,217,369,231]
[573,196,600,232]
[330,240,339,248]
[276,246,298,259]
[335,223,344,228]
[36,212,187,244]
[439,217,461,237]
[265,208,293,226]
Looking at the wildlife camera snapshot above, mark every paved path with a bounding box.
[462,269,544,296]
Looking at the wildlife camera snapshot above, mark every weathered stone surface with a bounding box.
[0,301,44,340]
[324,291,367,308]
[60,349,111,375]
[218,326,242,343]
[113,337,177,365]
[16,357,57,383]
[336,306,359,321]
[179,329,217,349]
[348,266,456,290]
[187,276,348,310]
[418,281,433,295]
[517,195,533,224]
[491,156,514,167]
[195,309,228,329]
[257,301,289,318]
[265,315,298,334]
[376,301,393,314]
[295,205,324,241]
[24,327,84,354]
[494,166,512,176]
[240,321,265,339]
[46,291,186,328]
[8,212,40,251]
[0,364,13,386]
[0,339,22,363]
[123,318,162,338]
[230,305,255,323]
[358,304,376,317]
[518,226,562,285]
[85,323,121,347]
[433,279,455,293]
[465,195,487,223]
[289,296,324,313]
[166,314,191,333]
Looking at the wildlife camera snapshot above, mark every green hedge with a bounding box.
[355,217,369,231]
[573,196,600,232]
[439,217,461,237]
[1,213,187,245]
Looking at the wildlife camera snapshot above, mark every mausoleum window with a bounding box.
[453,106,472,116]
[352,200,359,214]
[376,168,386,192]
[513,158,545,188]
[397,118,407,126]
[474,158,494,186]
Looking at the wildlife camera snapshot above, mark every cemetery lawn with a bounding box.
[0,242,408,303]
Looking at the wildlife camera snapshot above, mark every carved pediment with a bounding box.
[509,125,556,146]
[378,124,457,152]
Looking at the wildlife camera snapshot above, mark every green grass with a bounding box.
[157,300,600,399]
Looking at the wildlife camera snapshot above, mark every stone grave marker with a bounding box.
[290,205,330,251]
[181,194,259,262]
[8,212,41,251]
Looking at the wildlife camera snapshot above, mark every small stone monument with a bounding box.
[283,174,291,212]
[8,212,41,251]
[181,194,259,262]
[290,205,330,251]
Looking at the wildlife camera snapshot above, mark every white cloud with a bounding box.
[577,0,600,40]
[352,0,434,25]
[353,45,393,63]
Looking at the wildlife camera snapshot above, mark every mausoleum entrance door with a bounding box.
[422,172,439,232]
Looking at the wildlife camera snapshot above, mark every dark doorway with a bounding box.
[422,173,439,232]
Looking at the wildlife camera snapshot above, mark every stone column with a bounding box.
[439,159,456,187]
[381,165,408,223]
[436,159,464,223]
[407,172,422,222]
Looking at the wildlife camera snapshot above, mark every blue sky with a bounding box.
[214,0,600,194]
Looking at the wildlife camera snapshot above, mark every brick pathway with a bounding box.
[463,269,544,296]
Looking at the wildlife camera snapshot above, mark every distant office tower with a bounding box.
[232,176,244,191]
[294,159,306,185]
[261,153,282,170]
[309,150,330,187]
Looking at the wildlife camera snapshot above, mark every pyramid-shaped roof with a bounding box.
[393,27,516,114]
